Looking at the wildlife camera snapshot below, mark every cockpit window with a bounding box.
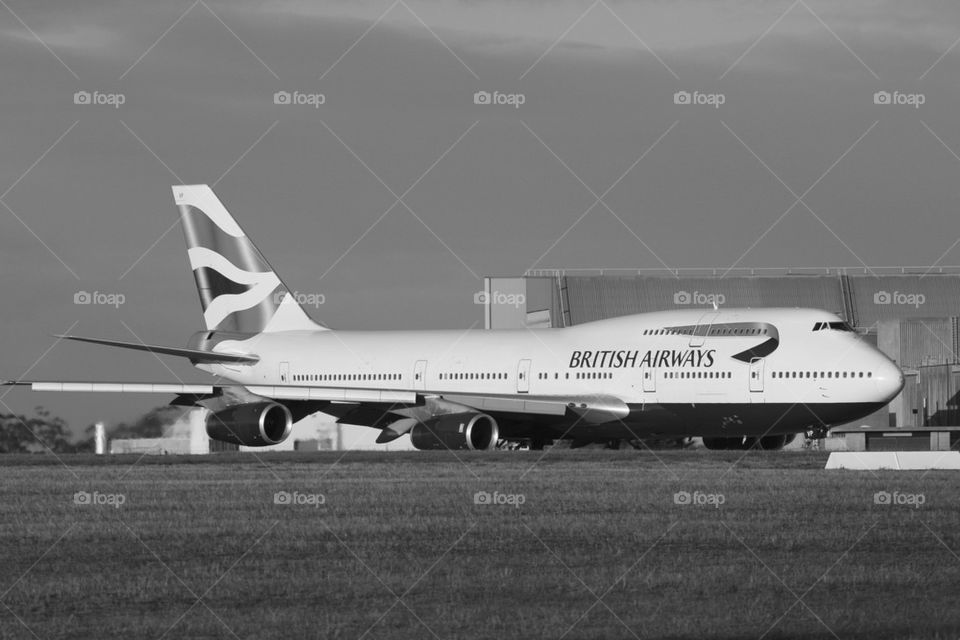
[813,321,854,332]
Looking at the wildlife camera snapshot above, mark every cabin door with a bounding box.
[414,360,427,391]
[690,312,719,347]
[749,357,765,395]
[517,359,531,393]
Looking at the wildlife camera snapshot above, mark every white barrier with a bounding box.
[826,451,960,470]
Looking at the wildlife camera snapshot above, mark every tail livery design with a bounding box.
[173,185,322,333]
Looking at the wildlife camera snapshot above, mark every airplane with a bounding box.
[3,185,905,451]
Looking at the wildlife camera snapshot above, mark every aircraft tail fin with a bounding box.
[172,185,325,333]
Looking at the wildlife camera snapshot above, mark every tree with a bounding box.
[107,405,186,439]
[0,406,72,453]
[73,405,188,452]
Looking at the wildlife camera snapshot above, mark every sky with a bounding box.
[2,0,960,433]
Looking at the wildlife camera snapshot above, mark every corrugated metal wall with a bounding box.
[558,273,960,327]
[559,275,960,330]
[564,275,845,324]
[919,365,960,426]
[848,275,960,326]
[897,366,960,427]
[898,319,955,368]
[900,371,921,427]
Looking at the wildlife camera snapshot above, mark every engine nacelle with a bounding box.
[206,402,293,447]
[409,413,499,451]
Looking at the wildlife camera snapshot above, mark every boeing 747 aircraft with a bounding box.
[3,186,904,450]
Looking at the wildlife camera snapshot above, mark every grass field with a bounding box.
[1,450,958,639]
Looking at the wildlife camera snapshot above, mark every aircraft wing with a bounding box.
[1,380,417,406]
[1,381,629,423]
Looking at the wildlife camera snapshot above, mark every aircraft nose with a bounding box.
[874,360,904,401]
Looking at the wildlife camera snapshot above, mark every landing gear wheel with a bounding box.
[806,426,829,440]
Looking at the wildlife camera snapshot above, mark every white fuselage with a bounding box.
[202,308,903,437]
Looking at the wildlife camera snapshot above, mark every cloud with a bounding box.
[4,0,958,71]
[0,23,122,56]
[249,0,960,56]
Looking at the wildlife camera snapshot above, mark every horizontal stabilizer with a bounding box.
[54,334,259,364]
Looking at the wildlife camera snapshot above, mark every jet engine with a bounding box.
[409,413,499,451]
[206,402,293,447]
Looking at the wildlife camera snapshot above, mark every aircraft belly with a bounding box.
[561,401,887,440]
